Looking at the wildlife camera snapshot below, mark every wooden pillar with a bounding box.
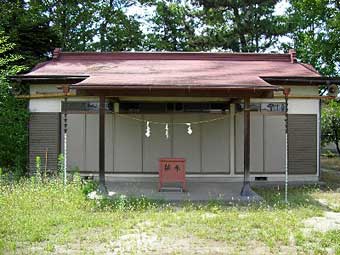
[240,97,255,197]
[244,97,250,183]
[99,96,106,193]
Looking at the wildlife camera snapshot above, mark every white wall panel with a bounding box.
[114,114,142,172]
[105,114,114,172]
[30,99,61,112]
[235,113,264,173]
[85,114,99,172]
[287,99,319,114]
[250,114,264,172]
[201,114,229,173]
[142,114,171,172]
[173,114,201,173]
[264,115,285,173]
[65,114,85,171]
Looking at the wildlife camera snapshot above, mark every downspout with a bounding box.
[283,88,291,203]
[62,85,69,185]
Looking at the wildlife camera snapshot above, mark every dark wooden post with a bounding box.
[240,97,255,197]
[98,95,107,193]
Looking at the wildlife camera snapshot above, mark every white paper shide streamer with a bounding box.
[165,123,169,139]
[117,114,227,138]
[145,121,151,137]
[186,123,192,135]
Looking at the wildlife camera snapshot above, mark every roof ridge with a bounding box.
[56,51,292,62]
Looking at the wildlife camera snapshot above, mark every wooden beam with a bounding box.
[274,95,335,99]
[98,96,106,193]
[15,93,335,100]
[16,93,78,99]
[76,89,275,98]
[244,97,250,183]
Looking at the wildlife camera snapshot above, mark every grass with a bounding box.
[0,177,340,254]
[321,155,340,171]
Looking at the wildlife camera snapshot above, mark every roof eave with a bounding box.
[68,84,282,98]
[9,75,89,84]
[261,76,340,86]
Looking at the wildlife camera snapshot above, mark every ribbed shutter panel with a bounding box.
[29,113,60,173]
[288,114,317,174]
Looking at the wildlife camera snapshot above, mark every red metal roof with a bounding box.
[25,51,320,89]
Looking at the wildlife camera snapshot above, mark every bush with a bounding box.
[0,32,28,176]
[322,150,337,158]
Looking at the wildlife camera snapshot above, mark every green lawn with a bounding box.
[0,177,340,254]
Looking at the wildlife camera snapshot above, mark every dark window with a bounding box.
[62,101,230,113]
[119,102,229,113]
[119,102,140,113]
[236,102,286,112]
[61,101,111,112]
[174,103,183,112]
[236,103,261,112]
[210,103,228,112]
[183,103,203,112]
[261,103,286,112]
[140,103,167,113]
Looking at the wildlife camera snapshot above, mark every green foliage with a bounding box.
[81,179,98,195]
[0,32,29,176]
[57,154,64,180]
[35,156,41,180]
[196,0,287,52]
[95,0,143,51]
[0,1,60,69]
[284,0,340,89]
[321,100,340,155]
[322,150,337,158]
[143,1,201,51]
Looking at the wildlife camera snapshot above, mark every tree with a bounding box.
[94,0,143,51]
[30,0,143,51]
[39,0,98,51]
[284,0,340,78]
[196,0,287,52]
[0,31,29,175]
[143,1,201,51]
[322,100,340,155]
[0,0,60,68]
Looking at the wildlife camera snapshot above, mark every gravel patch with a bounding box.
[303,211,340,233]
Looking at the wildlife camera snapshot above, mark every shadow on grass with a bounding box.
[90,184,335,212]
[320,170,340,190]
[254,185,334,211]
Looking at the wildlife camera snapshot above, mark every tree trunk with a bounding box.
[231,6,247,52]
[332,117,340,155]
[335,141,340,156]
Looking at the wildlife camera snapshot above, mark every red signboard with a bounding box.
[158,158,186,192]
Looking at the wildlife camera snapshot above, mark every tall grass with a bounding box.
[0,174,161,253]
[0,177,88,248]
